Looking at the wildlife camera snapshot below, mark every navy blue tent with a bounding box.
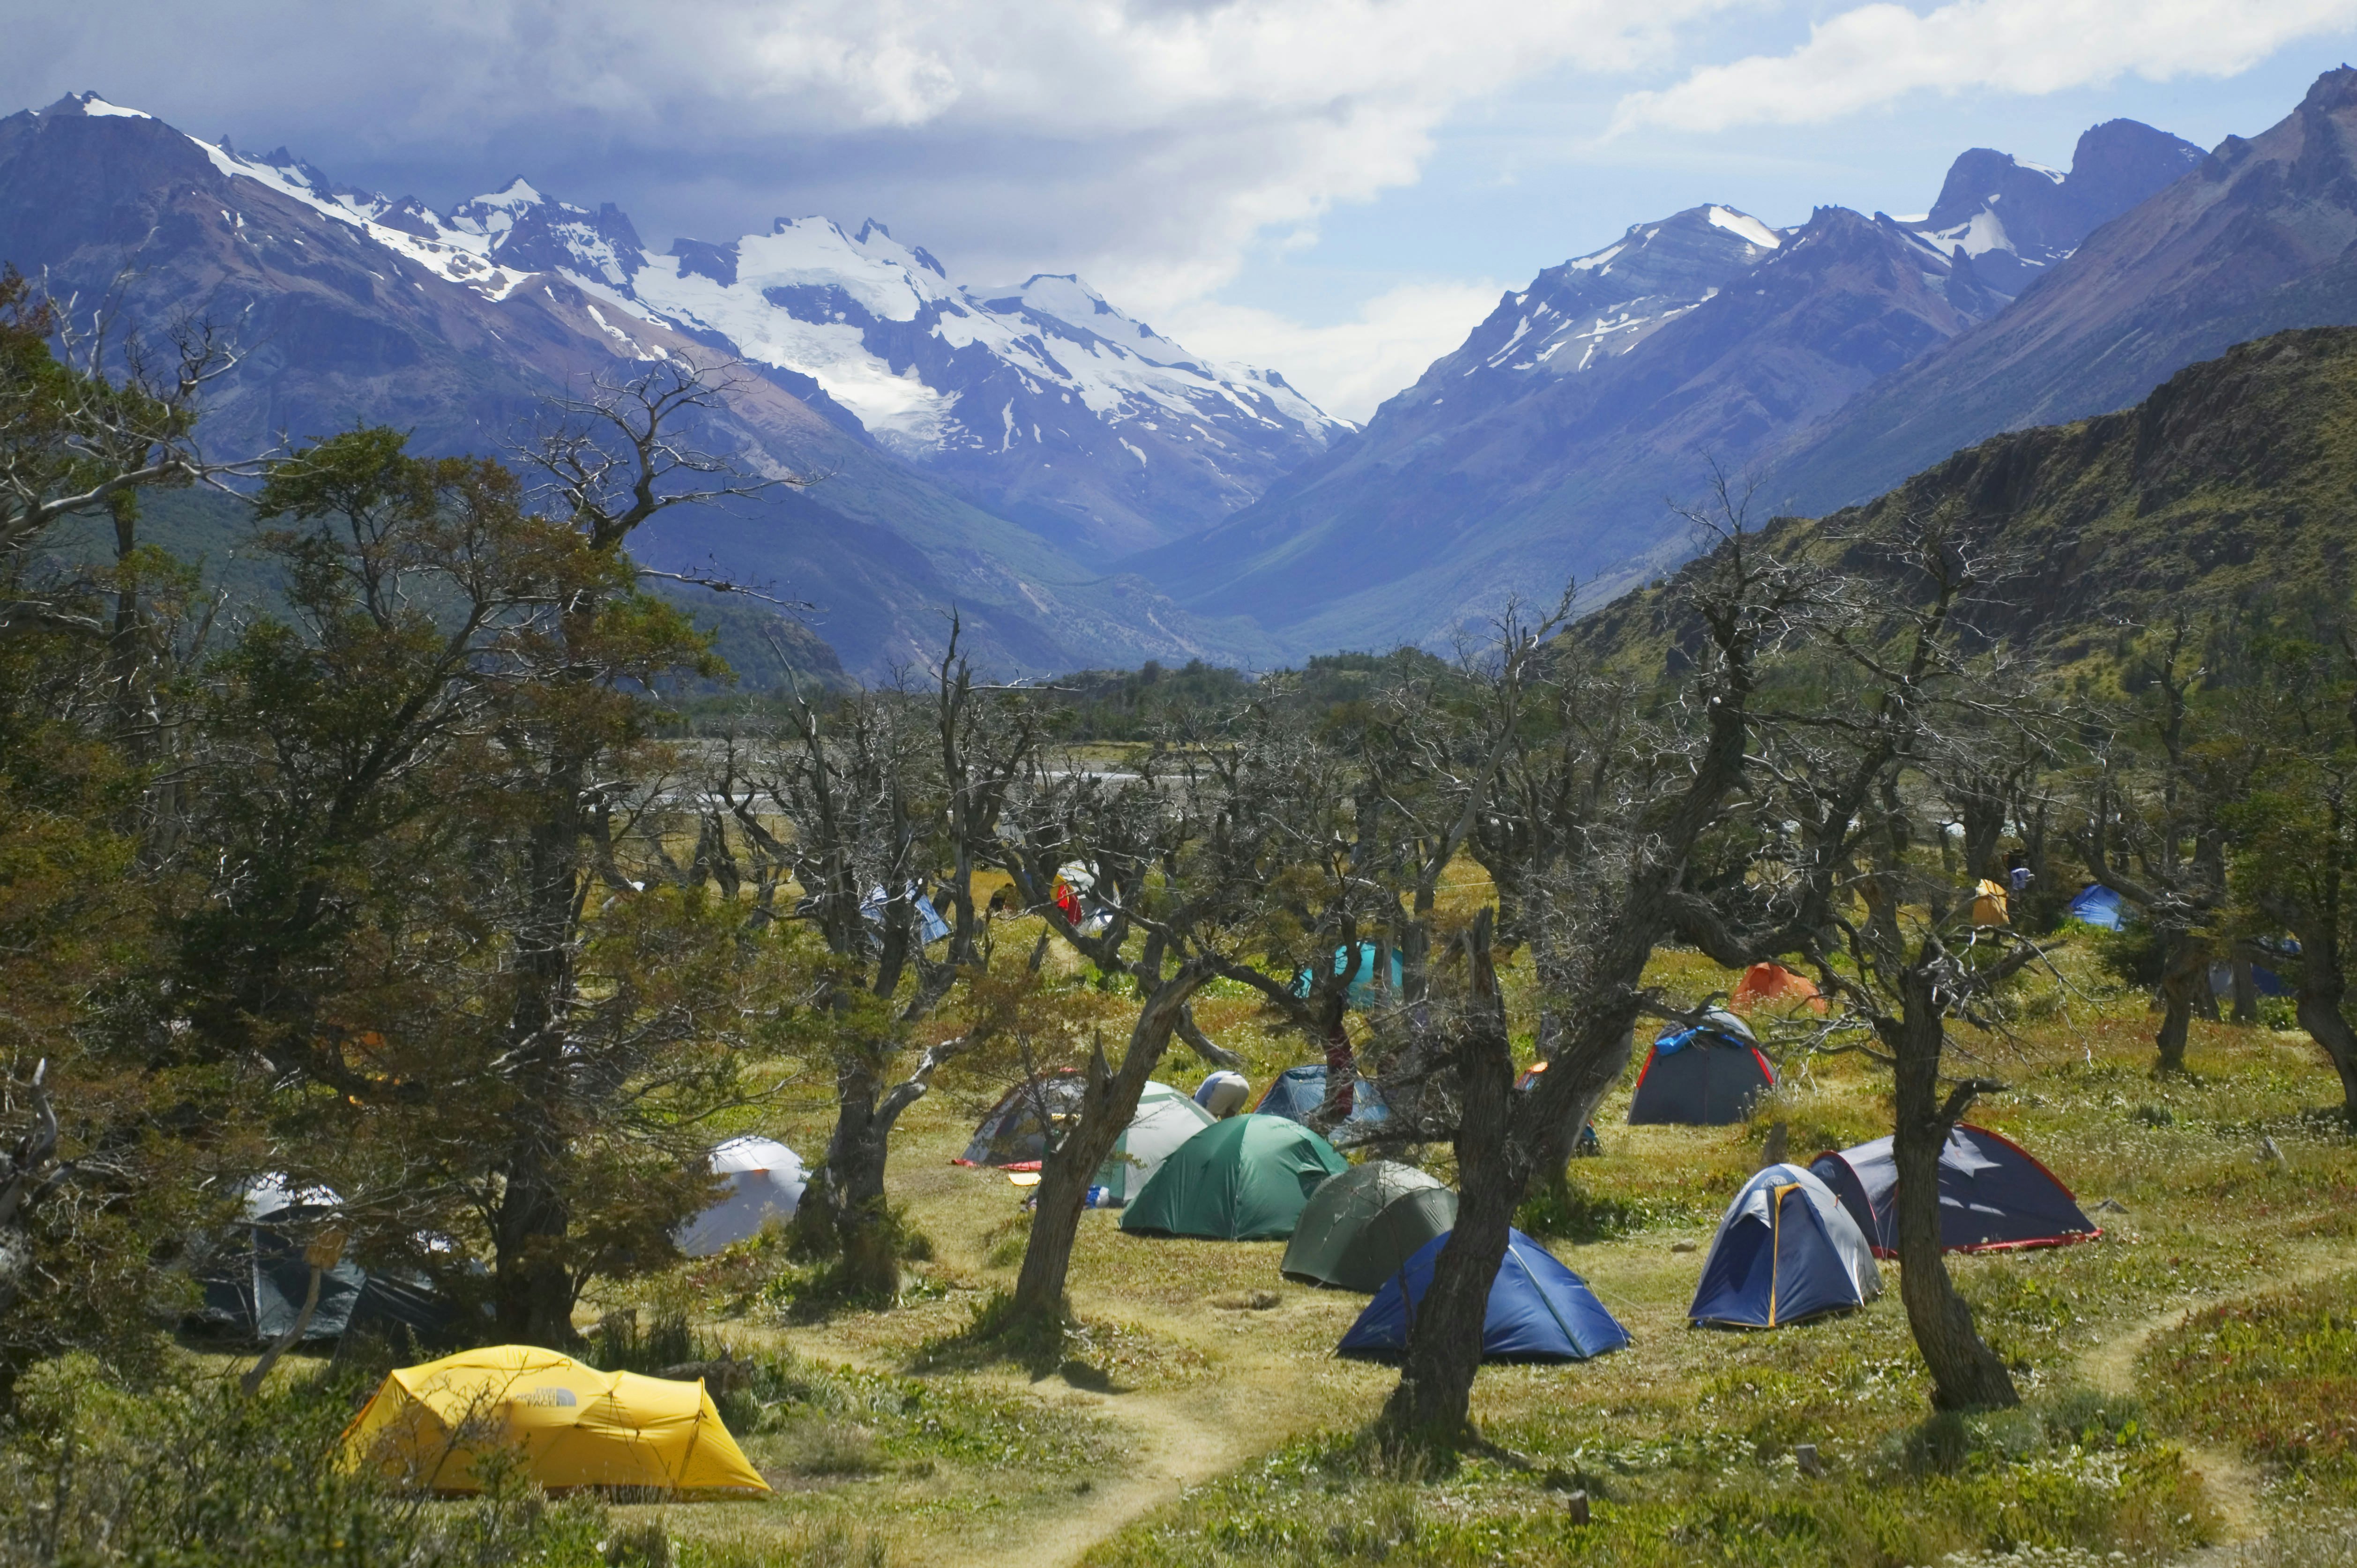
[1256,1064,1391,1129]
[1628,1011,1775,1125]
[1339,1227,1629,1362]
[1689,1165,1881,1329]
[1808,1123,2100,1257]
[2066,884,2127,930]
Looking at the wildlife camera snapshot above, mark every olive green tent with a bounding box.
[1119,1115,1349,1241]
[1281,1161,1459,1291]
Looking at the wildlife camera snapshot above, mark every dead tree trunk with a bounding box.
[2154,934,2210,1075]
[1010,962,1214,1325]
[1380,916,1518,1444]
[1887,963,2018,1411]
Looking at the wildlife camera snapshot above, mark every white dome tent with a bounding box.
[674,1137,807,1257]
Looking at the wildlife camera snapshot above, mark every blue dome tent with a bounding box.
[1808,1124,2101,1257]
[1689,1165,1881,1329]
[1337,1228,1629,1362]
[1628,1011,1775,1125]
[1255,1064,1391,1129]
[2066,884,2127,930]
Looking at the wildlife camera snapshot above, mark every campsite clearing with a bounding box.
[510,948,2356,1566]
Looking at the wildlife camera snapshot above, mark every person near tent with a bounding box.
[1689,1164,1880,1329]
[1510,1060,1601,1152]
[1322,1022,1357,1122]
[1194,1070,1251,1118]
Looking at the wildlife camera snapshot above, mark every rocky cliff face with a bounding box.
[1583,326,2357,676]
[0,94,1285,676]
[1766,70,2357,521]
[1128,118,2203,661]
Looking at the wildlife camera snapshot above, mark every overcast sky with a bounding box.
[12,1,2357,419]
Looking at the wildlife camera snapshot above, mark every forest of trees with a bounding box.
[7,268,2357,1485]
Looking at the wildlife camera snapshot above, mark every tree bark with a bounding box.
[797,1074,902,1297]
[1380,916,1519,1445]
[2230,952,2259,1026]
[2154,937,2208,1075]
[1010,963,1213,1324]
[1888,972,2018,1411]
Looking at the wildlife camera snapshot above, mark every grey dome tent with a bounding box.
[1282,1162,1459,1291]
[1628,1010,1775,1126]
[955,1071,1084,1166]
[193,1177,457,1347]
[1807,1123,2101,1257]
[675,1137,806,1257]
[1689,1164,1880,1329]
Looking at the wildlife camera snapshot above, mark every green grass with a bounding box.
[2145,1273,2357,1503]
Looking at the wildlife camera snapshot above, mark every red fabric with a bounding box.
[1053,882,1082,925]
[1730,963,1826,1014]
[1323,1025,1356,1119]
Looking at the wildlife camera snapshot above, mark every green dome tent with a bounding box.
[1120,1115,1350,1241]
[1281,1161,1458,1291]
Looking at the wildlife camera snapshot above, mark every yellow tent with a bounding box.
[339,1345,768,1494]
[1972,879,2010,927]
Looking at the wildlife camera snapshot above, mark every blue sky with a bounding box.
[13,2,2357,418]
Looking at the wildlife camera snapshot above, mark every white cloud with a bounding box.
[8,1,1727,310]
[1165,281,1505,423]
[1609,0,2357,136]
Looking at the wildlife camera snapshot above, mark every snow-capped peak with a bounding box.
[1706,206,1782,249]
[73,93,152,120]
[93,97,1339,551]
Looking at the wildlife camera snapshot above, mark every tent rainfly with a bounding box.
[1628,1011,1775,1126]
[2066,884,2127,930]
[674,1137,806,1257]
[1689,1164,1880,1329]
[955,1072,1085,1167]
[1282,1161,1458,1291]
[1338,1227,1630,1361]
[1730,963,1826,1015]
[955,1078,1210,1202]
[340,1345,768,1494]
[1288,943,1403,1008]
[194,1177,455,1347]
[1095,1082,1217,1204]
[1120,1114,1349,1241]
[1255,1063,1390,1130]
[1807,1124,2101,1257]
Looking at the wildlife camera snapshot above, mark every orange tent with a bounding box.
[1730,964,1826,1015]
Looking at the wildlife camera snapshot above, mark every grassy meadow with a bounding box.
[373,913,2357,1568]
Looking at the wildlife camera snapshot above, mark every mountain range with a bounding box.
[14,72,2357,676]
[1130,118,2207,657]
[0,93,1330,675]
